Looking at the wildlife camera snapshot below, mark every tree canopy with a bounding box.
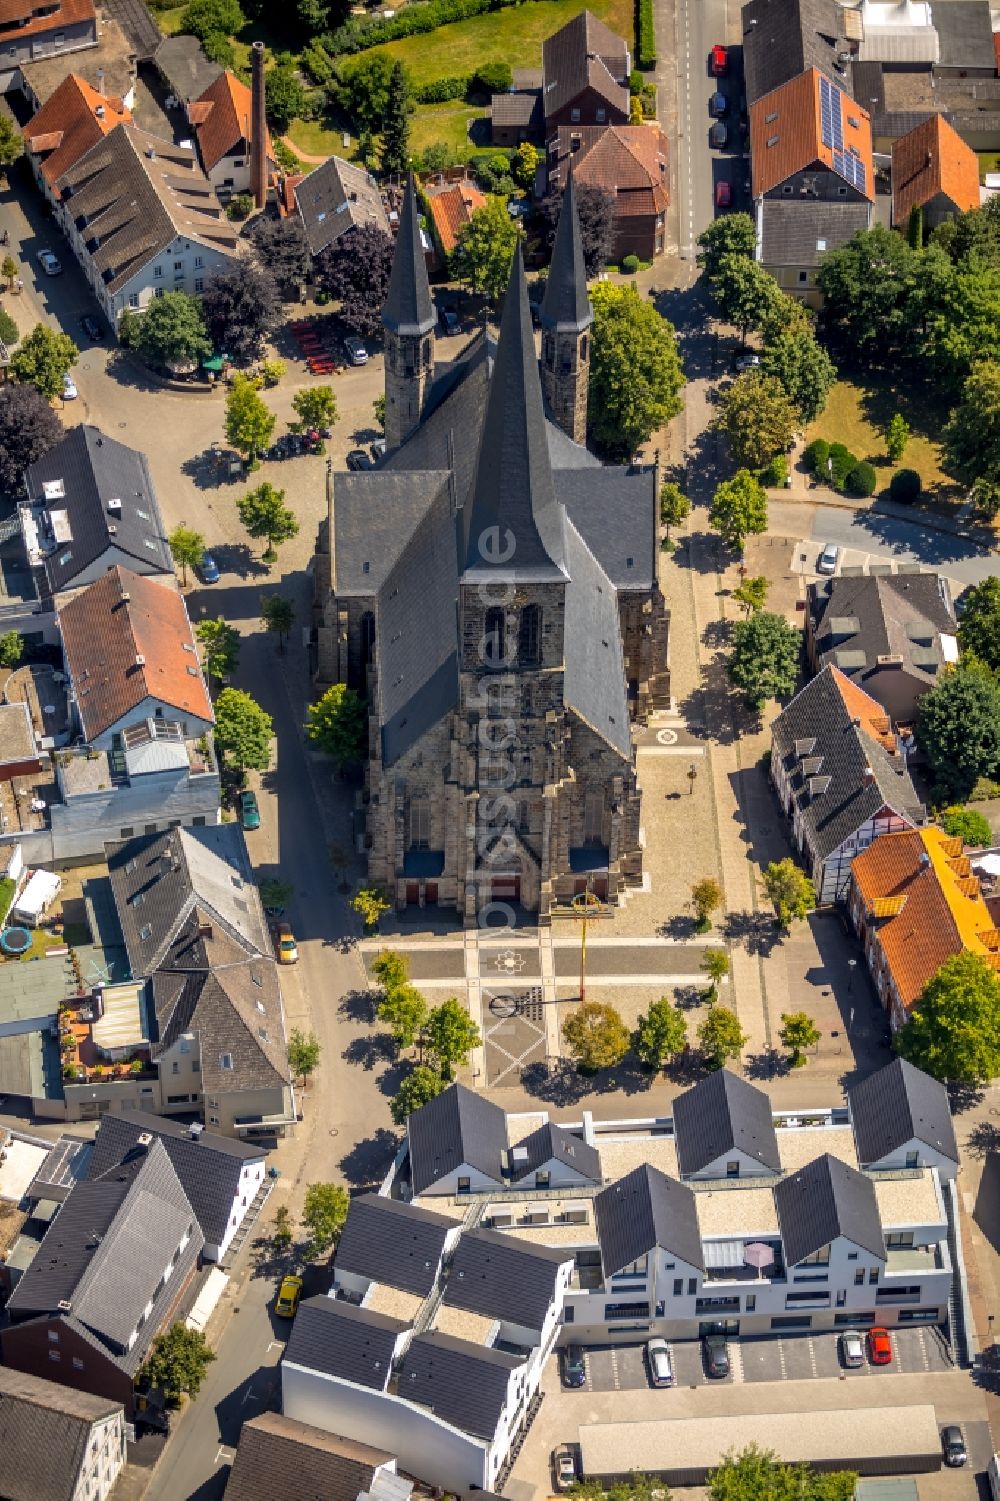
[759,326,837,424]
[940,805,993,847]
[265,63,306,133]
[423,997,481,1079]
[225,375,277,462]
[588,282,684,458]
[816,225,919,363]
[709,1444,856,1501]
[709,469,768,553]
[288,1029,321,1085]
[202,262,280,365]
[141,1323,215,1405]
[305,683,366,768]
[696,212,756,281]
[167,525,205,586]
[315,223,395,339]
[120,291,211,368]
[779,1011,821,1067]
[540,182,615,278]
[378,983,429,1051]
[633,998,687,1069]
[249,214,310,288]
[918,661,1000,801]
[897,950,1000,1084]
[761,858,815,928]
[0,114,21,179]
[391,1064,447,1125]
[337,53,396,133]
[727,610,800,710]
[260,593,296,652]
[214,687,273,773]
[0,383,62,494]
[562,1000,631,1071]
[715,371,798,470]
[380,60,411,176]
[697,1006,747,1070]
[10,324,79,401]
[943,360,1000,506]
[454,197,520,302]
[195,617,240,688]
[707,255,788,343]
[236,480,298,561]
[956,575,1000,669]
[302,1181,350,1254]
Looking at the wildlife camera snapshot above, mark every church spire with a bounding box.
[463,244,566,579]
[382,174,435,338]
[540,171,592,333]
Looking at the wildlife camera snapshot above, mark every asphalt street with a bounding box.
[771,499,1000,589]
[674,0,728,258]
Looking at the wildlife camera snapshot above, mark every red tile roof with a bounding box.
[0,0,94,40]
[23,74,130,187]
[750,67,874,201]
[425,180,487,256]
[553,124,669,216]
[891,114,980,225]
[193,69,273,174]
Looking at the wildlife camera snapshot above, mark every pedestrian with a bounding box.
[15,277,22,295]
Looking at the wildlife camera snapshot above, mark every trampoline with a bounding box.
[0,926,32,955]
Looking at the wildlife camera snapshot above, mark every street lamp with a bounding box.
[847,958,857,994]
[572,881,603,1004]
[687,764,698,796]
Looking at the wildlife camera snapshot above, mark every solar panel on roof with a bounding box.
[819,76,844,153]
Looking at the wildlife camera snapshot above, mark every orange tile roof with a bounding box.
[193,69,273,174]
[0,0,94,40]
[891,114,981,226]
[23,74,130,187]
[750,67,874,202]
[425,180,486,256]
[58,567,213,743]
[828,665,897,753]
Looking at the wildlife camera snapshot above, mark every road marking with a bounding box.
[241,1383,261,1406]
[637,744,706,756]
[730,1341,744,1384]
[266,1341,282,1353]
[610,1348,621,1391]
[656,727,679,745]
[807,1337,818,1378]
[778,1339,787,1381]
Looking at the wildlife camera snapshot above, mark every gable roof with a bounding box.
[552,124,669,218]
[673,1068,781,1176]
[0,1367,121,1501]
[283,1297,405,1390]
[542,9,630,120]
[444,1227,571,1328]
[22,74,130,188]
[595,1162,704,1275]
[508,1120,603,1183]
[0,0,95,43]
[192,69,273,173]
[100,0,161,60]
[849,1057,959,1167]
[742,0,852,105]
[383,175,435,338]
[295,154,388,258]
[759,195,872,267]
[424,178,487,258]
[153,32,223,103]
[775,1152,886,1265]
[770,665,924,863]
[85,1110,262,1249]
[57,566,213,742]
[223,1412,396,1501]
[408,1082,507,1195]
[892,113,981,224]
[398,1330,523,1440]
[809,573,957,702]
[24,424,172,594]
[750,68,874,200]
[335,1194,456,1296]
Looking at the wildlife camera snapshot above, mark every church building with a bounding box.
[312,177,669,923]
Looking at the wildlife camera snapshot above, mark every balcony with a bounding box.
[885,1244,944,1275]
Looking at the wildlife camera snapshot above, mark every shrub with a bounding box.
[414,74,469,103]
[472,61,512,94]
[803,438,829,474]
[846,461,877,497]
[321,0,527,60]
[622,253,640,274]
[629,68,644,95]
[761,452,788,487]
[889,467,921,503]
[637,0,656,66]
[828,442,858,490]
[940,805,993,847]
[226,192,254,220]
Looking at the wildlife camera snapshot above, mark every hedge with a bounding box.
[889,467,921,503]
[308,0,528,65]
[415,74,470,103]
[637,0,656,67]
[803,438,829,474]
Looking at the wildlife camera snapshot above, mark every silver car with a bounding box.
[343,335,368,365]
[817,542,840,575]
[646,1337,673,1387]
[36,248,62,275]
[839,1329,864,1368]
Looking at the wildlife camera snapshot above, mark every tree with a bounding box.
[265,64,305,133]
[302,1181,349,1255]
[315,222,395,339]
[271,1202,293,1249]
[381,61,411,177]
[377,982,429,1051]
[633,997,687,1070]
[0,308,17,350]
[121,291,211,368]
[759,326,836,424]
[898,950,1000,1084]
[0,115,20,181]
[1,253,18,290]
[424,997,481,1079]
[779,1011,821,1067]
[512,141,539,190]
[195,617,240,689]
[940,805,993,846]
[249,214,310,289]
[454,197,520,303]
[696,212,756,280]
[562,1000,631,1071]
[727,610,800,711]
[288,1028,321,1086]
[338,53,396,134]
[0,382,61,493]
[352,885,390,930]
[259,877,294,910]
[372,947,409,994]
[761,858,815,928]
[292,385,337,432]
[202,262,280,365]
[708,255,787,343]
[10,324,79,401]
[214,687,273,773]
[943,359,1000,500]
[660,480,691,531]
[140,1323,215,1405]
[817,225,919,364]
[236,479,298,562]
[957,576,1000,670]
[715,372,797,470]
[390,1064,446,1125]
[225,374,276,464]
[167,524,205,586]
[732,575,768,616]
[697,1006,747,1070]
[885,412,910,462]
[540,182,615,278]
[709,469,768,553]
[373,393,386,432]
[305,683,366,768]
[180,0,244,40]
[691,877,723,932]
[701,947,729,999]
[709,1444,856,1501]
[261,593,296,653]
[589,282,684,459]
[0,631,22,669]
[919,661,1000,801]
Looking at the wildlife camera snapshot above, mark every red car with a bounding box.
[715,181,732,208]
[867,1327,892,1365]
[711,44,728,76]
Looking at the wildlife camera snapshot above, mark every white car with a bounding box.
[552,1446,577,1492]
[62,373,78,400]
[36,248,62,275]
[734,352,760,372]
[817,542,840,575]
[343,335,368,365]
[646,1337,673,1387]
[839,1329,864,1368]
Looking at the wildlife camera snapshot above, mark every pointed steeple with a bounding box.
[540,172,592,332]
[382,174,435,337]
[462,245,566,578]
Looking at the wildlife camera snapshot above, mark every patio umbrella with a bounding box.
[743,1242,775,1279]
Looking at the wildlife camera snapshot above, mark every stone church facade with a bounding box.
[312,177,669,923]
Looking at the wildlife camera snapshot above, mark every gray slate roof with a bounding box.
[24,425,171,594]
[398,1330,523,1440]
[382,176,435,338]
[540,173,592,332]
[848,1057,959,1168]
[153,33,223,102]
[0,1367,122,1501]
[444,1227,571,1329]
[556,467,656,592]
[335,1194,455,1296]
[562,517,631,758]
[284,1298,404,1389]
[296,155,389,259]
[492,91,544,129]
[930,1,994,67]
[760,198,873,268]
[224,1412,396,1501]
[742,0,852,105]
[86,1110,262,1249]
[595,1162,704,1275]
[101,0,161,59]
[673,1068,781,1176]
[541,10,630,121]
[809,573,957,701]
[770,666,924,863]
[774,1153,886,1265]
[408,1082,507,1196]
[508,1121,602,1183]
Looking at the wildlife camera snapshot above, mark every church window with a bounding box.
[361,611,375,668]
[483,607,509,669]
[409,798,431,850]
[518,604,541,666]
[583,790,605,845]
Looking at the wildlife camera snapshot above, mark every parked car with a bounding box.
[272,921,298,966]
[552,1446,577,1492]
[62,373,78,400]
[711,43,728,75]
[942,1426,967,1467]
[703,1333,730,1378]
[817,542,841,575]
[866,1327,892,1366]
[561,1345,586,1389]
[344,335,368,365]
[36,248,62,275]
[715,181,732,208]
[839,1329,864,1368]
[646,1337,673,1388]
[80,314,104,340]
[370,438,386,463]
[346,449,372,471]
[439,306,460,334]
[275,1274,303,1318]
[710,90,727,117]
[710,121,728,149]
[198,552,220,583]
[734,352,760,372]
[239,789,261,831]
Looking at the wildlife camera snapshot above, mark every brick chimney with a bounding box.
[250,40,267,211]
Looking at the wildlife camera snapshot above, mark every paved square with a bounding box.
[483,988,547,1086]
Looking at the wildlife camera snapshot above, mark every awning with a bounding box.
[702,1239,746,1268]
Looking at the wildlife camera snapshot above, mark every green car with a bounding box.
[239,790,260,831]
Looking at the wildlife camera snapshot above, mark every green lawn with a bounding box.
[286,117,351,158]
[977,152,1000,182]
[155,4,186,34]
[410,101,487,160]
